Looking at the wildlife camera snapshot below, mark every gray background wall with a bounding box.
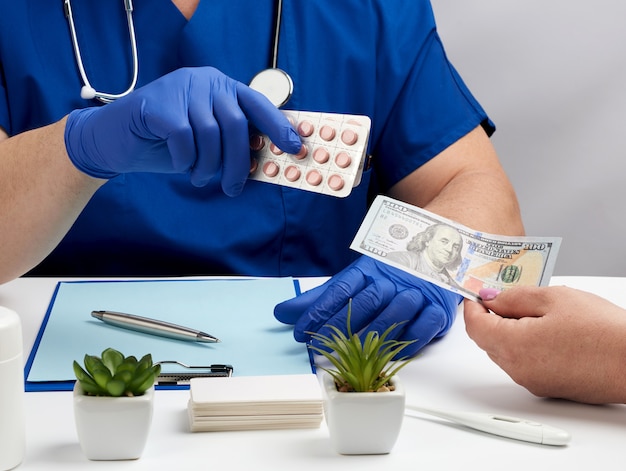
[431,1,626,275]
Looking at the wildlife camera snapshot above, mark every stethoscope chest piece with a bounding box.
[66,0,292,106]
[249,68,293,108]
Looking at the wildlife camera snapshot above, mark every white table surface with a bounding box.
[1,276,625,470]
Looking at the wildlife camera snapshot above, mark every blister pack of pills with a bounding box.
[248,111,371,198]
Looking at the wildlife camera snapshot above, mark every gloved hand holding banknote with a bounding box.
[274,255,461,358]
[275,195,561,357]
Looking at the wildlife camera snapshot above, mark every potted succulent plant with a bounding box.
[72,347,161,460]
[308,300,416,455]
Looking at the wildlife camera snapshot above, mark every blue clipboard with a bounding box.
[24,278,314,391]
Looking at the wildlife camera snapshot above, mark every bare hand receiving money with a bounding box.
[350,196,561,301]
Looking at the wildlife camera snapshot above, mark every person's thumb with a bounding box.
[478,285,548,319]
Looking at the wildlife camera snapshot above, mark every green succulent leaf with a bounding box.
[101,348,124,374]
[73,361,105,395]
[128,364,161,396]
[113,369,133,386]
[115,360,137,375]
[307,298,417,392]
[73,348,159,397]
[83,354,106,376]
[119,356,138,371]
[79,381,106,396]
[91,368,113,390]
[136,354,153,374]
[72,361,92,383]
[106,379,126,397]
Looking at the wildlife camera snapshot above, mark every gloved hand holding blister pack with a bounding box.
[64,66,302,196]
[274,255,462,358]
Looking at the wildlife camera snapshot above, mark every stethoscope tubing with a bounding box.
[271,0,283,69]
[64,0,290,106]
[64,0,139,103]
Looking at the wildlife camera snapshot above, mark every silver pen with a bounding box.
[91,310,220,343]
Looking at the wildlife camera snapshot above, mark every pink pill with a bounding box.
[293,145,308,160]
[313,147,330,164]
[284,165,301,182]
[249,134,265,151]
[327,174,345,191]
[341,129,358,146]
[306,170,323,186]
[319,125,336,141]
[249,158,258,174]
[297,120,315,137]
[270,143,283,155]
[263,161,280,178]
[334,151,352,169]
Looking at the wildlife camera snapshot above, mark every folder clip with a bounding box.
[156,361,233,386]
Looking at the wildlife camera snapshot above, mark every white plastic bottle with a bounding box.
[0,306,25,470]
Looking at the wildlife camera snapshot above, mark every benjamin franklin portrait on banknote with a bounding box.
[386,224,463,288]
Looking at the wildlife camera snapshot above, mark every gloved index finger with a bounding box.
[211,84,251,196]
[274,284,327,325]
[382,301,448,359]
[291,267,372,341]
[236,83,302,154]
[305,275,397,346]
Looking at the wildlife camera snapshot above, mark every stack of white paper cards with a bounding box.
[188,374,324,432]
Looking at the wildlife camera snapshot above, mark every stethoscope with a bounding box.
[64,0,293,107]
[64,0,138,103]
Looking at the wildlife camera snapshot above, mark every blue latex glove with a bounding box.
[64,66,302,196]
[274,256,462,358]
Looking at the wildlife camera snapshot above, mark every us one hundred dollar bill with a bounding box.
[350,195,562,301]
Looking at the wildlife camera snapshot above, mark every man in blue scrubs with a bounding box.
[0,1,524,356]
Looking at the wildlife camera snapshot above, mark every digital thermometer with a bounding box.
[406,404,571,446]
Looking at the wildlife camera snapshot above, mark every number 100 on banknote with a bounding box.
[350,195,562,301]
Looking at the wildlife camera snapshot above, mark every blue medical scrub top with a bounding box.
[0,0,493,277]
